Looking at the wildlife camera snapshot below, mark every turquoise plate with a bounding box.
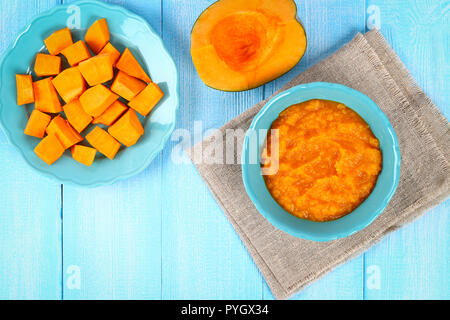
[0,0,178,187]
[241,82,401,241]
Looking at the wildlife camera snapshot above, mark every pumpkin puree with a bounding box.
[262,99,382,222]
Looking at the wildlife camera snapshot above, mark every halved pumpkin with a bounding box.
[190,0,307,91]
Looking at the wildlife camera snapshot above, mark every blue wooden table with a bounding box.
[0,0,448,300]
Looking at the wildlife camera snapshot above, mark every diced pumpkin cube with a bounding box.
[16,74,34,105]
[78,54,114,86]
[111,71,146,101]
[44,27,73,55]
[33,78,62,113]
[52,67,86,103]
[128,82,164,116]
[116,48,151,83]
[34,134,65,165]
[61,40,92,66]
[34,53,61,77]
[92,100,127,126]
[85,18,109,54]
[86,126,121,160]
[79,84,118,117]
[63,99,92,133]
[71,145,97,167]
[98,42,121,66]
[46,115,83,149]
[108,109,144,147]
[24,109,51,138]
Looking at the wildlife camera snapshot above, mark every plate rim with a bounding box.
[0,0,179,187]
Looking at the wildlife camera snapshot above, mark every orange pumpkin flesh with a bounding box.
[34,134,65,165]
[99,42,121,66]
[46,115,83,149]
[84,18,110,54]
[116,48,151,83]
[33,78,62,113]
[78,54,114,86]
[191,0,307,91]
[79,84,118,117]
[18,18,159,166]
[61,40,92,66]
[44,27,73,55]
[16,74,34,105]
[108,109,144,147]
[71,145,97,167]
[93,100,127,126]
[111,71,147,101]
[24,109,51,138]
[128,82,164,116]
[34,53,61,77]
[63,99,93,133]
[52,67,86,103]
[85,126,121,160]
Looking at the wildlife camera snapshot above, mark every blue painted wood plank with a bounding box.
[160,0,265,299]
[62,165,163,299]
[265,0,368,94]
[364,202,450,299]
[2,0,446,300]
[262,0,367,300]
[61,0,163,299]
[364,0,449,299]
[0,0,62,300]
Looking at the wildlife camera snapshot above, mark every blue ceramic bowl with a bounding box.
[241,82,400,241]
[0,0,178,187]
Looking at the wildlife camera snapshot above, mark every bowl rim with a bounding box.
[0,0,179,187]
[241,82,401,241]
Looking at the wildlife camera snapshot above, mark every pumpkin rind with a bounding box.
[190,0,306,91]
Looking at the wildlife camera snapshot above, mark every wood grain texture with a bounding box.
[61,0,163,299]
[0,0,62,300]
[161,0,265,299]
[261,0,367,300]
[364,0,449,300]
[62,167,163,299]
[0,0,448,300]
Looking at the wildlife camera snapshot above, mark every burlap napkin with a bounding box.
[188,30,450,300]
